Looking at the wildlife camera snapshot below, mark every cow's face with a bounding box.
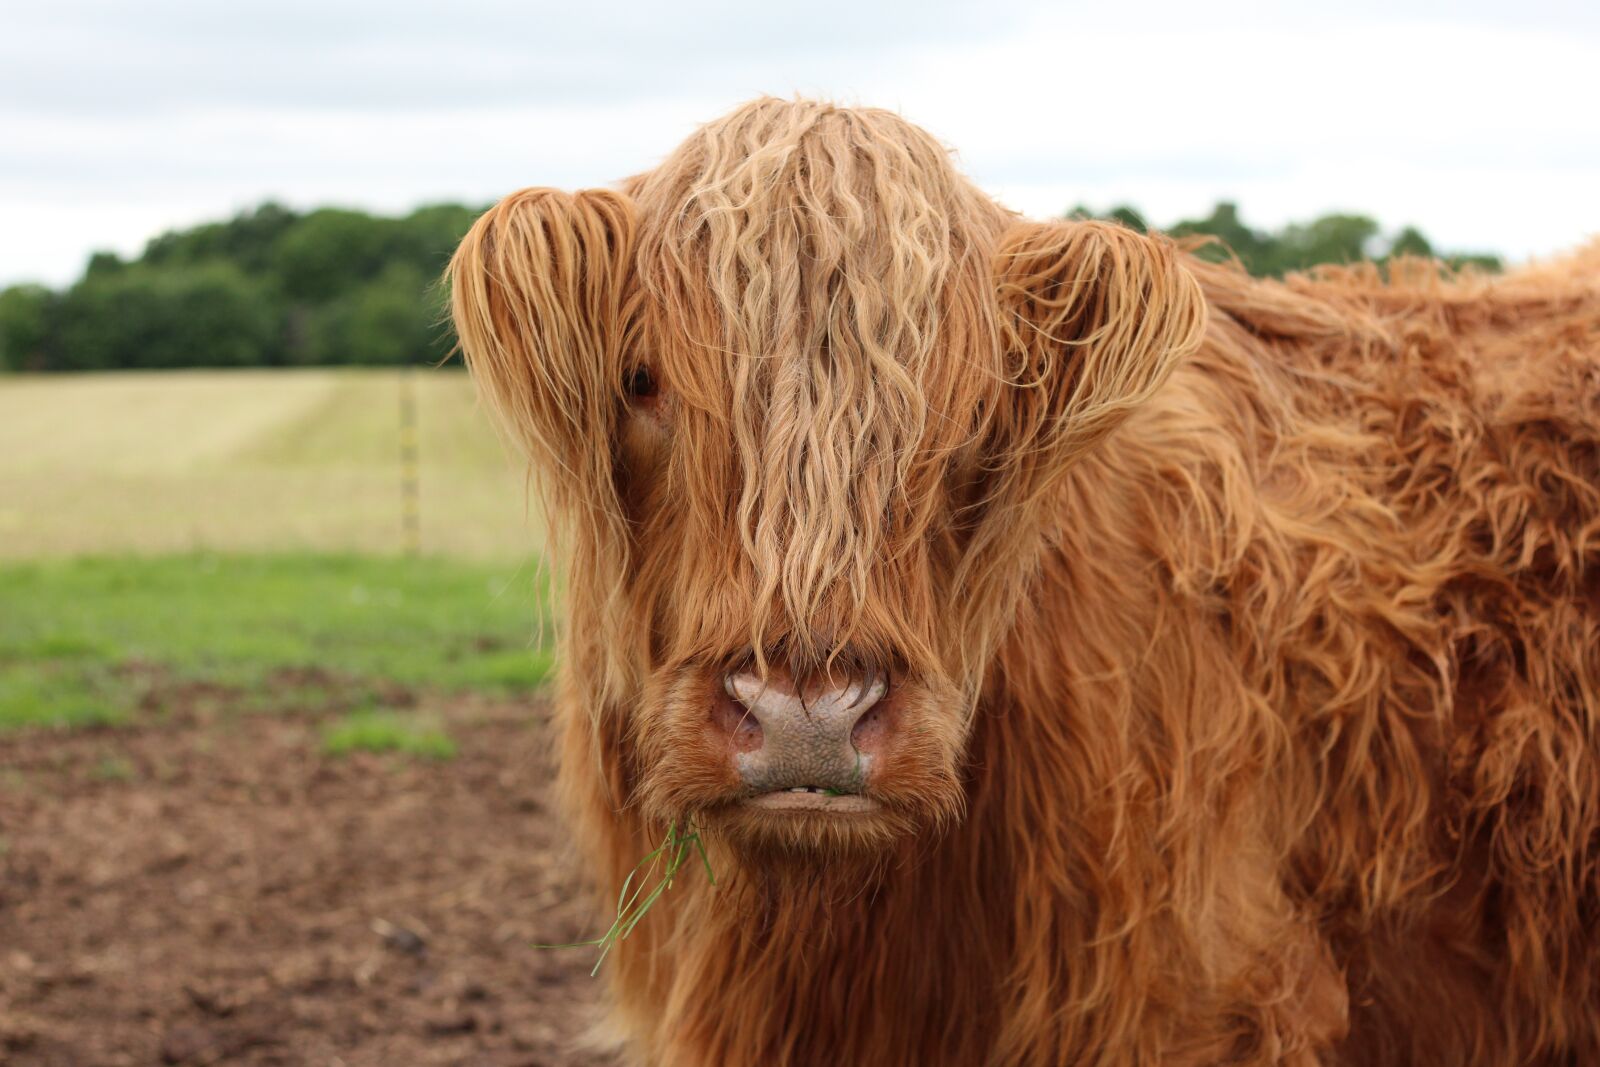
[451,99,1204,855]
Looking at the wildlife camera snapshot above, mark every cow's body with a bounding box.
[451,99,1600,1066]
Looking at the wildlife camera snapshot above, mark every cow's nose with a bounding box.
[718,670,889,795]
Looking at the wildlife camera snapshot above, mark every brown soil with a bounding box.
[0,685,616,1066]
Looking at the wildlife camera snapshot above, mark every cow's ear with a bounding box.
[449,187,636,515]
[991,219,1206,482]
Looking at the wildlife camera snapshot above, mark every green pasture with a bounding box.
[0,369,556,740]
[0,554,553,732]
[322,708,460,760]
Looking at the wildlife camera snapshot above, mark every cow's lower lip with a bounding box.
[743,790,880,814]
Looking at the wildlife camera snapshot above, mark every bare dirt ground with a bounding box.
[0,685,616,1066]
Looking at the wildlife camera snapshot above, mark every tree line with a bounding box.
[0,200,1500,372]
[1074,201,1501,278]
[0,202,480,372]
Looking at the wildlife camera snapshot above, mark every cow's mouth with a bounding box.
[743,788,881,814]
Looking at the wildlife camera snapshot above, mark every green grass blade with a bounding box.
[537,819,715,975]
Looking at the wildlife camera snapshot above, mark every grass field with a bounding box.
[0,553,553,731]
[0,367,539,559]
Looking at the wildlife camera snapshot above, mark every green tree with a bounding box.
[1079,201,1502,279]
[143,202,301,275]
[390,204,484,271]
[1387,226,1433,259]
[1067,203,1148,233]
[11,200,489,371]
[271,208,396,301]
[53,264,281,370]
[303,263,448,366]
[0,284,55,371]
[1443,252,1503,273]
[1169,201,1271,271]
[84,251,126,279]
[1270,213,1381,275]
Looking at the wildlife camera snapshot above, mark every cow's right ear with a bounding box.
[448,187,637,514]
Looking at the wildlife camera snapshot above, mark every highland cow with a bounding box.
[449,98,1600,1066]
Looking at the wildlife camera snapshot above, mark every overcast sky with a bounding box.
[4,0,1598,287]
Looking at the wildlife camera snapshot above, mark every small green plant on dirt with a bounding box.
[90,755,136,782]
[321,710,457,760]
[0,659,126,732]
[545,820,715,975]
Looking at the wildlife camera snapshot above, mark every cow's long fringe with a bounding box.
[451,97,1600,1066]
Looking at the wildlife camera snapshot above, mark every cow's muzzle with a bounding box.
[715,669,890,811]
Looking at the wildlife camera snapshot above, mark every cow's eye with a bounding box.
[625,365,659,401]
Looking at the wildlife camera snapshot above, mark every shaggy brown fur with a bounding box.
[449,98,1600,1066]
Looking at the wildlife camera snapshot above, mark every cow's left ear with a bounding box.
[991,219,1206,477]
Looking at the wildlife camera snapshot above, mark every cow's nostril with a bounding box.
[712,688,764,753]
[850,700,891,754]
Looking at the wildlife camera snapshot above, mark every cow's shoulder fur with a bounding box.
[983,245,1600,1064]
